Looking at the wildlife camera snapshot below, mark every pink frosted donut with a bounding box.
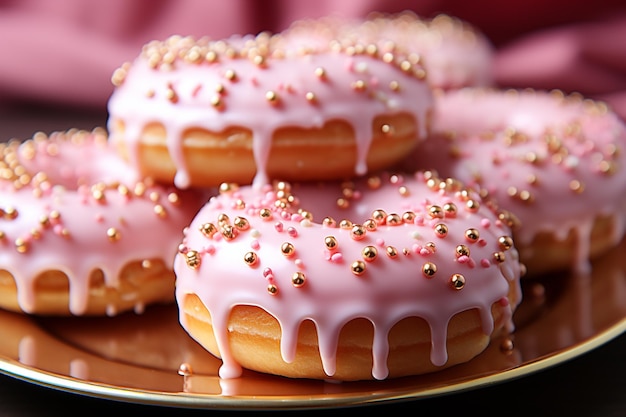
[0,129,205,316]
[406,88,626,276]
[174,171,523,381]
[107,32,434,189]
[283,12,495,91]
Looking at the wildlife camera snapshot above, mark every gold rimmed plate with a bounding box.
[0,239,624,410]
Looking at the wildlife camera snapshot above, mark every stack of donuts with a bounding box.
[1,10,624,382]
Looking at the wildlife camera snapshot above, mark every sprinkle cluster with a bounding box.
[179,172,517,294]
[0,130,181,254]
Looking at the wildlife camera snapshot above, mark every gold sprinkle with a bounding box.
[389,80,400,91]
[291,272,306,287]
[141,260,153,269]
[465,228,479,242]
[265,90,279,104]
[381,124,393,135]
[224,69,237,81]
[363,219,377,231]
[200,223,217,238]
[15,238,29,253]
[443,203,457,217]
[281,242,295,257]
[322,217,336,228]
[267,283,278,295]
[493,251,506,263]
[243,251,258,266]
[428,205,444,218]
[398,186,409,196]
[185,250,201,269]
[336,197,350,209]
[219,182,238,194]
[386,213,402,226]
[154,204,167,218]
[314,67,326,79]
[422,262,437,277]
[107,228,121,242]
[386,246,398,258]
[233,217,250,230]
[450,273,465,290]
[569,180,585,193]
[465,199,480,212]
[402,211,416,223]
[362,246,378,262]
[351,225,366,240]
[351,260,366,276]
[339,219,353,229]
[211,95,224,110]
[455,245,470,257]
[3,207,18,220]
[371,209,387,225]
[217,213,230,225]
[352,80,366,91]
[324,236,338,250]
[498,236,514,251]
[221,224,237,240]
[259,208,273,220]
[305,92,316,102]
[434,223,448,238]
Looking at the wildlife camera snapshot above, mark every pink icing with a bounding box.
[0,130,205,315]
[174,171,523,380]
[106,33,434,189]
[405,88,626,274]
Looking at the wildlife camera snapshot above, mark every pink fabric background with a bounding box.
[1,0,625,119]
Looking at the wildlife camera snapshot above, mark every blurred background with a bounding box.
[1,0,625,140]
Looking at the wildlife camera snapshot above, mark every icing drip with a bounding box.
[174,172,523,379]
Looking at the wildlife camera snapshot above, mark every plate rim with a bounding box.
[1,318,624,410]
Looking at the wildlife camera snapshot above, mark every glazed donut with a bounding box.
[174,171,523,381]
[283,12,495,91]
[0,129,205,316]
[405,88,626,276]
[107,32,434,189]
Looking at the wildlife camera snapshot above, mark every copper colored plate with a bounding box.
[0,239,625,410]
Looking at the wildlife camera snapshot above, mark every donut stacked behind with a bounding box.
[174,171,523,381]
[107,32,434,189]
[283,12,495,91]
[0,129,205,316]
[405,88,626,276]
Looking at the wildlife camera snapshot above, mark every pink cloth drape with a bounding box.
[1,0,625,119]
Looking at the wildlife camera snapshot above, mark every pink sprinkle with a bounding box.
[204,245,216,255]
[287,227,298,237]
[330,252,343,262]
[274,222,284,232]
[53,225,64,235]
[415,216,425,226]
[369,76,379,87]
[94,213,104,222]
[178,244,188,253]
[478,239,487,247]
[291,213,303,222]
[192,84,202,97]
[412,243,421,253]
[295,259,304,268]
[481,218,491,228]
[324,250,332,261]
[480,258,491,267]
[250,240,260,250]
[281,211,290,220]
[419,248,431,256]
[458,255,470,264]
[499,297,510,307]
[263,267,273,278]
[376,238,385,247]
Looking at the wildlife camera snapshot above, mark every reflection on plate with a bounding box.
[0,239,625,410]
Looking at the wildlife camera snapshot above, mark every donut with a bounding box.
[404,88,626,276]
[283,12,495,91]
[0,129,205,316]
[107,32,434,189]
[173,171,523,381]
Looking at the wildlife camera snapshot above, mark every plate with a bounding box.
[0,239,625,411]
